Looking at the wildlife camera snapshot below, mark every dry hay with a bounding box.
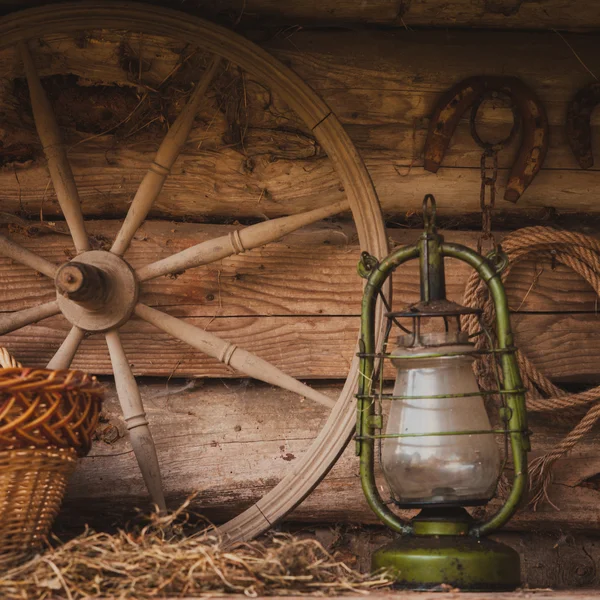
[0,500,392,599]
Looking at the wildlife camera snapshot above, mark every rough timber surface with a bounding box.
[2,222,600,382]
[1,0,599,31]
[1,31,600,219]
[61,378,600,532]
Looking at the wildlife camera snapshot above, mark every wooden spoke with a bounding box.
[134,303,336,408]
[110,56,222,257]
[105,329,167,511]
[137,200,351,282]
[0,4,389,544]
[46,325,85,370]
[0,301,60,336]
[19,42,90,254]
[0,233,58,278]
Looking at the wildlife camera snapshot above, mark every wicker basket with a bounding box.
[0,348,103,566]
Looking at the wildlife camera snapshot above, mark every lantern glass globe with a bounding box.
[381,332,501,507]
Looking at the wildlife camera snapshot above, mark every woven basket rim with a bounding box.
[0,368,103,455]
[0,445,79,455]
[0,368,103,394]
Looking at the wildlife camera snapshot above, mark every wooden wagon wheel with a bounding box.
[0,1,387,542]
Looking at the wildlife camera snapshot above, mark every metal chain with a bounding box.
[478,148,498,255]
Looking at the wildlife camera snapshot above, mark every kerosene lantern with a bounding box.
[356,195,530,591]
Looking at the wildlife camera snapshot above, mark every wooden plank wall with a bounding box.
[1,21,600,533]
[60,379,600,532]
[5,223,600,531]
[1,30,600,220]
[1,1,598,31]
[2,224,599,381]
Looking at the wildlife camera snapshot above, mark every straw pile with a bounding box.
[0,500,391,599]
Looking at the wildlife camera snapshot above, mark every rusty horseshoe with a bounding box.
[566,82,600,169]
[424,76,549,203]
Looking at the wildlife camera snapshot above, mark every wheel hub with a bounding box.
[55,250,138,332]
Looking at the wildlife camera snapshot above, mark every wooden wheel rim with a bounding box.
[0,1,388,542]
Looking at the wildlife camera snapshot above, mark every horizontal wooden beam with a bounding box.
[252,0,600,31]
[63,380,600,532]
[1,221,596,314]
[7,314,600,382]
[1,31,600,219]
[5,158,600,220]
[2,1,598,31]
[2,221,598,381]
[6,312,600,383]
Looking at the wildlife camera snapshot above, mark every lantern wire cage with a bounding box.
[354,194,531,591]
[361,301,522,509]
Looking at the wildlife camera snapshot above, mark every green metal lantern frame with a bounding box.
[355,196,531,589]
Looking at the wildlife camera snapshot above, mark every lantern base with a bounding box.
[372,535,521,591]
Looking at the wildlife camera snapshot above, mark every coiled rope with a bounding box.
[462,226,600,508]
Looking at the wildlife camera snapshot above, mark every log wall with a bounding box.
[62,379,600,532]
[2,1,599,31]
[2,222,596,532]
[2,10,600,539]
[1,30,600,221]
[2,223,599,381]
